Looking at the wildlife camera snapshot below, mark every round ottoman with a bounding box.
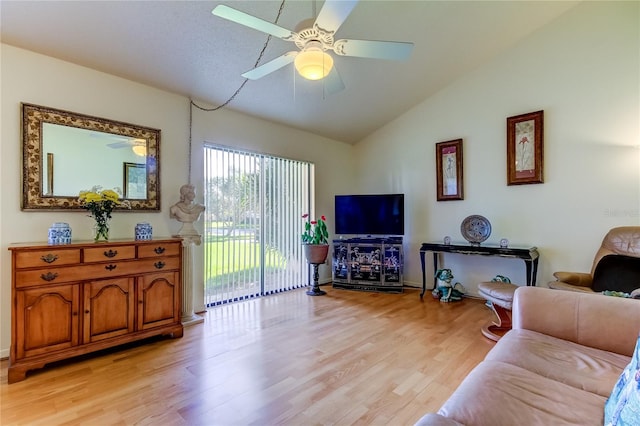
[478,281,518,341]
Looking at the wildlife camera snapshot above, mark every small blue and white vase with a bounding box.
[48,222,72,245]
[135,222,153,241]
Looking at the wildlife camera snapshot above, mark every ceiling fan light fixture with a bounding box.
[294,42,333,81]
[132,145,147,157]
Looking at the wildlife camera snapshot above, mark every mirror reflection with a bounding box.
[42,124,147,199]
[22,103,160,211]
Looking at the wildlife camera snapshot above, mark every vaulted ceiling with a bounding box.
[1,1,579,144]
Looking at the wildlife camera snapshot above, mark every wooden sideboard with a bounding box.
[8,238,184,383]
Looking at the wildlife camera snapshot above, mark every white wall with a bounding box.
[353,1,640,295]
[0,44,354,357]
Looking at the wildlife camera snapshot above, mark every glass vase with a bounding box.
[93,220,110,242]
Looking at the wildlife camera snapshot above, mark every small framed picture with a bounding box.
[436,139,464,201]
[123,162,147,199]
[507,110,544,185]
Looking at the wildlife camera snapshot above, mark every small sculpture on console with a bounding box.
[432,268,466,302]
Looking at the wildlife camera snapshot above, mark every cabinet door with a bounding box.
[15,284,80,359]
[137,272,180,330]
[83,278,135,343]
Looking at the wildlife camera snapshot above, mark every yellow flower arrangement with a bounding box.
[78,186,129,241]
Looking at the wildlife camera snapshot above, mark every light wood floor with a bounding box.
[1,287,496,426]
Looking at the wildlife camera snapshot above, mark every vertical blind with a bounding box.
[203,145,313,306]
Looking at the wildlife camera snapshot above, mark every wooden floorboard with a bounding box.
[1,287,496,425]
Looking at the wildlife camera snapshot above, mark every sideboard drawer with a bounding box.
[16,264,90,287]
[15,257,181,287]
[84,245,136,262]
[138,242,181,258]
[14,249,81,269]
[80,257,181,277]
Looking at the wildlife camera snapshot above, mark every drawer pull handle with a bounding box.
[154,247,166,254]
[105,264,117,271]
[154,261,165,269]
[40,272,58,282]
[104,249,118,258]
[41,254,59,263]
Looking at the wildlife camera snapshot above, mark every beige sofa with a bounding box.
[415,286,640,426]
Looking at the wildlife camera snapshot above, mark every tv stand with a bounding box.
[332,237,403,293]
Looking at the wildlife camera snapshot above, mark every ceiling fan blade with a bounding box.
[241,52,298,80]
[324,67,345,95]
[212,5,294,40]
[107,141,132,149]
[333,39,414,60]
[314,0,358,34]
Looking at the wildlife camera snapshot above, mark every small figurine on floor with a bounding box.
[432,268,466,302]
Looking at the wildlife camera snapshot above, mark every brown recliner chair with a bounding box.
[549,226,640,295]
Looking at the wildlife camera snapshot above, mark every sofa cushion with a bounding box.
[513,287,640,357]
[486,329,630,397]
[437,360,607,426]
[604,335,640,425]
[592,254,640,293]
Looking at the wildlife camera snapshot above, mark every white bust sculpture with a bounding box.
[170,184,205,237]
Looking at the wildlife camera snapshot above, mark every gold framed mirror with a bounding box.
[21,103,160,211]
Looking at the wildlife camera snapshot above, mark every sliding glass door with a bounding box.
[203,145,313,306]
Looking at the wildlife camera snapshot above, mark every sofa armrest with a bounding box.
[552,271,592,287]
[414,413,464,426]
[512,286,640,357]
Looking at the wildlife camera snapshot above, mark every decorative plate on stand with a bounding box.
[460,215,491,246]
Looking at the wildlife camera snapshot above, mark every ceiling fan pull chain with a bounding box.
[190,0,286,183]
[192,0,287,113]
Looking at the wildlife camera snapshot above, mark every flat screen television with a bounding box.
[335,194,404,236]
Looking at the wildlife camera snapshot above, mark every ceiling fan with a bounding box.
[90,132,147,156]
[212,0,414,94]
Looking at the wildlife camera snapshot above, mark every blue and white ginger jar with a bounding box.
[135,222,153,241]
[48,222,72,245]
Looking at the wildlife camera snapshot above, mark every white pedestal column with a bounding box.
[179,234,204,326]
[170,183,206,327]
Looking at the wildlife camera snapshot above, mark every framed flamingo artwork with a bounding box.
[507,110,544,185]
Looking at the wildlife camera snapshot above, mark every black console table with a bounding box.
[419,242,539,298]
